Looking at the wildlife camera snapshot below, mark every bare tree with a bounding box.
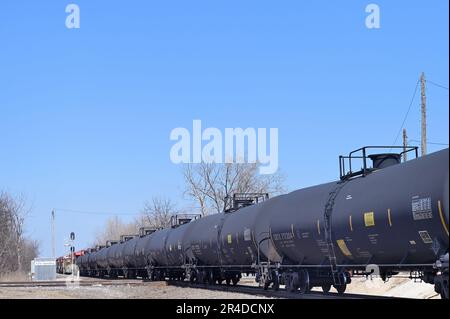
[183,165,210,216]
[0,191,38,275]
[182,162,286,215]
[138,197,179,229]
[0,193,15,272]
[92,198,180,247]
[93,216,137,246]
[11,195,26,272]
[20,238,40,272]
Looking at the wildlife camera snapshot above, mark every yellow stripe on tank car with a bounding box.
[438,200,449,236]
[317,220,321,235]
[388,209,393,227]
[349,215,353,232]
[336,239,353,257]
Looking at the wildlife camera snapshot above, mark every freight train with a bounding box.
[56,250,85,274]
[71,146,449,298]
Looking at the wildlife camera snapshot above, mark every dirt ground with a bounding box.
[315,276,439,299]
[0,274,440,299]
[0,281,269,299]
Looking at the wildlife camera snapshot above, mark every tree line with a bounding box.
[0,192,39,276]
[94,162,286,246]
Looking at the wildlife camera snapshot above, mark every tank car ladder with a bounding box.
[324,181,349,286]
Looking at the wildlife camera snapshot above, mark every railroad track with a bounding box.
[0,279,145,288]
[166,280,400,299]
[0,278,401,299]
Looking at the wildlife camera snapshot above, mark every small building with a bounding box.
[31,258,56,281]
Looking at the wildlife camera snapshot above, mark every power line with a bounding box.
[425,141,449,146]
[391,77,420,146]
[54,208,141,216]
[409,139,449,146]
[427,80,449,91]
[420,73,427,156]
[426,142,449,146]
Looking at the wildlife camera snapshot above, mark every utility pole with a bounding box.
[51,210,55,258]
[403,128,408,162]
[70,232,75,280]
[420,72,427,156]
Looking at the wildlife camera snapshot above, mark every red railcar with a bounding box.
[56,250,85,274]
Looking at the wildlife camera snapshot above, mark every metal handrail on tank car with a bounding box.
[224,193,269,213]
[339,146,419,180]
[170,214,202,228]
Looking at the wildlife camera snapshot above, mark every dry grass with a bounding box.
[0,271,30,282]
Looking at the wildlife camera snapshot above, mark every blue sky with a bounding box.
[0,1,448,257]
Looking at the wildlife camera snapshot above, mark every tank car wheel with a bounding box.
[189,271,197,283]
[298,270,311,294]
[208,271,215,285]
[226,278,231,286]
[285,273,299,293]
[147,268,155,281]
[333,283,347,295]
[272,273,280,291]
[434,275,449,299]
[436,282,449,300]
[322,284,332,294]
[232,276,239,286]
[285,276,294,292]
[196,271,204,284]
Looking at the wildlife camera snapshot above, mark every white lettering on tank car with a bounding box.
[272,232,294,241]
[418,230,433,244]
[412,197,433,220]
